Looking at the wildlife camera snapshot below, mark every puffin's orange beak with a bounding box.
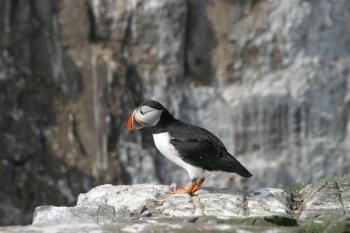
[127,111,136,131]
[127,110,143,132]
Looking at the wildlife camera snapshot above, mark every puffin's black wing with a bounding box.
[168,121,252,177]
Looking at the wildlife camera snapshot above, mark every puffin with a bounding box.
[127,100,252,195]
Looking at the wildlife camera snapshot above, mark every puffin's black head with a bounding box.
[127,100,165,131]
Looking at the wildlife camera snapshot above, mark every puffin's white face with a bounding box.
[127,105,163,131]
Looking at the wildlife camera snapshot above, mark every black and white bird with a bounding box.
[127,100,252,195]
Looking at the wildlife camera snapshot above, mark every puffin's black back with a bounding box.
[167,121,253,177]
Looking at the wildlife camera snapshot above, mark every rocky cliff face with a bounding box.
[0,0,350,225]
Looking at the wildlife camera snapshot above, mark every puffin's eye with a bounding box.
[140,108,144,115]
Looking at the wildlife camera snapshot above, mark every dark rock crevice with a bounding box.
[335,181,347,216]
[243,191,249,217]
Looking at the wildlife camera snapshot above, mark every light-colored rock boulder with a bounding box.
[1,175,350,232]
[298,175,350,221]
[33,184,296,225]
[32,175,350,228]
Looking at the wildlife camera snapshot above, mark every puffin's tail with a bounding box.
[220,152,253,178]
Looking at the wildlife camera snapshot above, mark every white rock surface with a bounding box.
[33,184,290,225]
[247,188,291,217]
[33,175,350,228]
[32,175,350,226]
[3,175,350,232]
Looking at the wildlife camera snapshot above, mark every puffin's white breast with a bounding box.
[152,132,184,167]
[152,132,204,179]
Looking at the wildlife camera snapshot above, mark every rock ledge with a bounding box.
[3,175,350,232]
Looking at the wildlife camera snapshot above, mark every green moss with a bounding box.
[323,219,350,233]
[299,220,332,233]
[283,183,305,193]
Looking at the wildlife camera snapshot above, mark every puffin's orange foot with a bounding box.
[191,178,205,194]
[171,185,193,195]
[171,178,205,196]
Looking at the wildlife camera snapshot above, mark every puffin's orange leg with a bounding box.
[191,178,205,194]
[171,181,195,195]
[171,178,205,196]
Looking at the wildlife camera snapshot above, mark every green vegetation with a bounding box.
[283,183,306,193]
[298,220,332,233]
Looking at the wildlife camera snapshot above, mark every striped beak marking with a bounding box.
[127,110,143,131]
